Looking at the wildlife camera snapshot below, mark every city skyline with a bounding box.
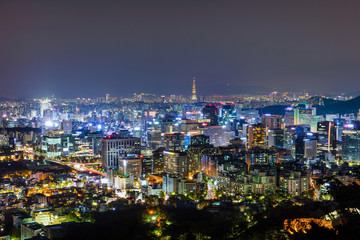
[3,2,360,239]
[2,1,360,98]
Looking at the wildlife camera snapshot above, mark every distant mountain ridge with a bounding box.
[315,95,360,116]
[258,96,360,117]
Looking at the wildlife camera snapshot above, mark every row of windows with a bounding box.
[105,140,140,150]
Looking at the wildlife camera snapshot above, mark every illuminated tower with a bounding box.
[317,121,337,154]
[191,76,198,102]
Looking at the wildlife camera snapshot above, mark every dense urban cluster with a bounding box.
[1,86,360,239]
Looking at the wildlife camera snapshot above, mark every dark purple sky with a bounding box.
[1,0,360,98]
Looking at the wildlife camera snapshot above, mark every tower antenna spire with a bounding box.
[191,76,198,102]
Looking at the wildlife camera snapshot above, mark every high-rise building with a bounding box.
[161,117,176,134]
[261,114,282,130]
[202,105,218,126]
[41,136,61,157]
[105,93,110,103]
[190,134,210,146]
[247,123,266,149]
[342,122,360,162]
[180,119,204,135]
[294,105,316,126]
[118,157,142,177]
[284,107,295,127]
[148,130,161,149]
[152,147,165,174]
[191,77,197,102]
[304,134,317,159]
[283,125,310,155]
[41,135,75,157]
[187,136,215,176]
[280,171,310,196]
[220,104,236,128]
[295,136,305,160]
[163,174,180,194]
[101,136,141,168]
[311,115,323,133]
[334,118,345,141]
[201,126,230,147]
[237,109,259,124]
[141,156,153,175]
[163,133,185,152]
[164,151,188,177]
[317,121,337,155]
[268,128,284,149]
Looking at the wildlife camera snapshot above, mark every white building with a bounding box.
[101,137,141,168]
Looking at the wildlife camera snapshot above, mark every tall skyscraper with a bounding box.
[220,104,236,128]
[202,105,218,126]
[268,128,284,149]
[342,122,360,162]
[294,105,316,125]
[284,107,295,127]
[152,147,165,174]
[304,134,317,159]
[247,123,266,149]
[317,121,337,155]
[101,136,141,168]
[191,76,197,102]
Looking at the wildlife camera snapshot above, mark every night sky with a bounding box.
[1,0,360,98]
